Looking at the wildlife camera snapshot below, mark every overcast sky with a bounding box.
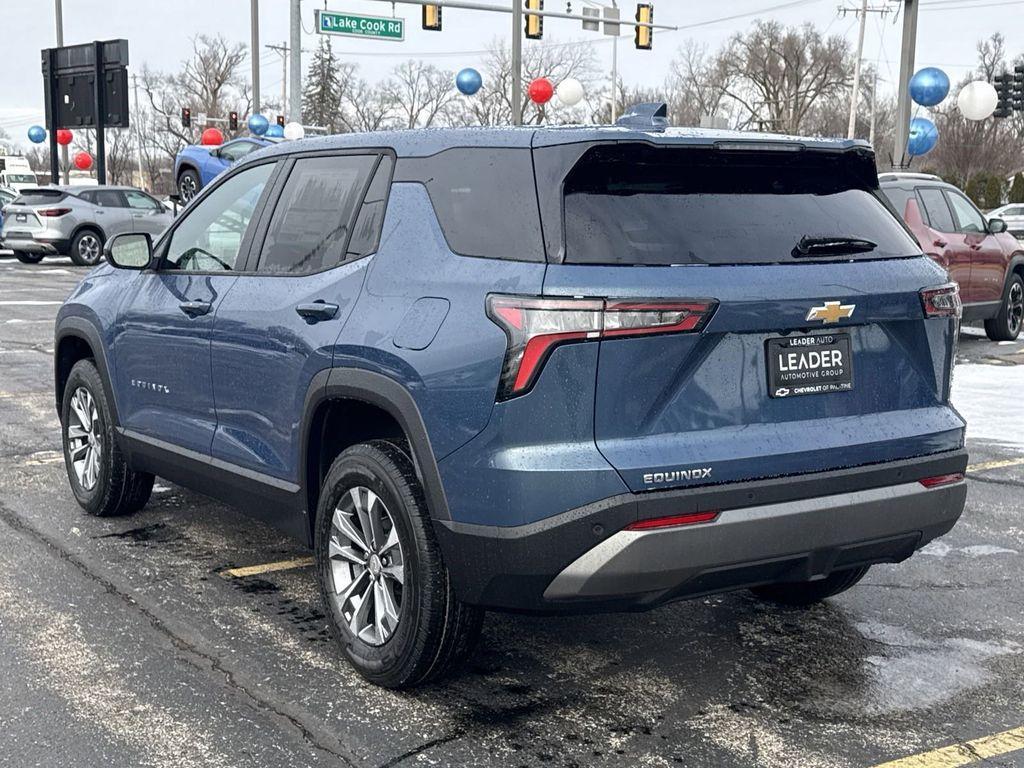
[2,0,1022,150]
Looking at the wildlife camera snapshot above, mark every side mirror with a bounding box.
[989,217,1008,234]
[105,232,152,270]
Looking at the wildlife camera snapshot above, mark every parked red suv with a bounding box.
[880,172,1024,340]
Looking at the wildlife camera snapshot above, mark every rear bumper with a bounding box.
[0,236,68,255]
[435,449,968,613]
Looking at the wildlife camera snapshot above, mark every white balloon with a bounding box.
[957,81,999,121]
[283,121,305,140]
[556,78,585,107]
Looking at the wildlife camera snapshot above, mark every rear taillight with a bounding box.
[919,473,964,488]
[920,283,962,318]
[37,207,72,217]
[486,294,717,400]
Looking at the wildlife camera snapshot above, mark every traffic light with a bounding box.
[634,4,653,50]
[181,107,191,128]
[228,110,239,131]
[422,4,442,31]
[277,115,286,127]
[525,0,543,40]
[1013,65,1024,113]
[994,73,1013,119]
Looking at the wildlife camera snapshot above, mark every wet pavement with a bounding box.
[0,253,1022,767]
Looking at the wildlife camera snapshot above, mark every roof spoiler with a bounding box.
[615,102,669,132]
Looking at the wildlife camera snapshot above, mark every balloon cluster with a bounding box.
[453,69,587,107]
[905,68,949,157]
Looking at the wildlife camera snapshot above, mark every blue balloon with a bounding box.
[456,68,483,96]
[907,116,939,157]
[265,123,285,138]
[248,113,270,136]
[909,67,950,107]
[27,125,46,144]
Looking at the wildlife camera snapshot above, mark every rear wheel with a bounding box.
[178,168,201,203]
[315,440,483,688]
[69,230,103,267]
[14,251,44,264]
[985,273,1023,341]
[61,359,154,516]
[750,565,870,606]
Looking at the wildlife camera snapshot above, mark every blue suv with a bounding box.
[55,105,968,688]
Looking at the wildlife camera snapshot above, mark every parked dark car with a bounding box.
[55,105,967,688]
[880,172,1024,340]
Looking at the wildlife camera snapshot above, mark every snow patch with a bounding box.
[952,363,1024,452]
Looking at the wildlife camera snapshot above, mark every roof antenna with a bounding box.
[615,102,669,132]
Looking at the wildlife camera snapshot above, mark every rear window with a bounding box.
[563,145,920,265]
[14,190,67,206]
[394,148,544,262]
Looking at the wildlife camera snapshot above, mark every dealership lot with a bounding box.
[1,255,1022,767]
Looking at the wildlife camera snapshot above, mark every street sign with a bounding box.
[315,9,405,42]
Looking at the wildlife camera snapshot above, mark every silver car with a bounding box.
[987,203,1024,239]
[0,185,174,267]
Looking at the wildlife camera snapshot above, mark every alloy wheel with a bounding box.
[66,386,102,491]
[1008,281,1023,336]
[179,175,197,202]
[78,234,101,264]
[327,486,405,646]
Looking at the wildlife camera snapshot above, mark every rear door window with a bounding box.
[562,145,918,265]
[917,188,956,233]
[256,154,376,275]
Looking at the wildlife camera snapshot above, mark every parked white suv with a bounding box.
[0,185,173,266]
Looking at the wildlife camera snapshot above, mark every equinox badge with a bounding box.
[806,301,855,324]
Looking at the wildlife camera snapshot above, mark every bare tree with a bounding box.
[384,60,460,129]
[341,77,396,133]
[720,21,852,133]
[665,41,735,126]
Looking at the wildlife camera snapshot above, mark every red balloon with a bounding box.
[56,129,73,146]
[73,151,93,171]
[528,77,554,105]
[200,127,224,146]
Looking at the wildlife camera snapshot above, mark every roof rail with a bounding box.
[615,102,669,132]
[877,171,942,182]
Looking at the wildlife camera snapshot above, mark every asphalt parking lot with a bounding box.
[1,253,1022,768]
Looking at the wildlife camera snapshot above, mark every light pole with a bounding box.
[893,0,919,168]
[54,0,69,183]
[512,2,523,125]
[251,0,261,115]
[289,0,302,122]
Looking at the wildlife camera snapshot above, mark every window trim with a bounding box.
[943,189,987,235]
[151,157,283,275]
[123,189,162,211]
[240,147,393,277]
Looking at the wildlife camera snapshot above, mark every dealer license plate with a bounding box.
[766,333,853,398]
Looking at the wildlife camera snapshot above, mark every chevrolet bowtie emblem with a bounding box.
[806,301,856,324]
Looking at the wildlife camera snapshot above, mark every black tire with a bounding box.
[315,440,483,689]
[61,359,154,517]
[69,229,104,267]
[984,273,1023,341]
[750,565,870,606]
[177,168,201,203]
[14,251,44,264]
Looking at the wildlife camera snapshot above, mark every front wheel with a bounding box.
[14,251,44,264]
[749,565,870,606]
[69,230,103,267]
[985,273,1023,341]
[61,359,154,516]
[315,441,483,689]
[177,169,201,203]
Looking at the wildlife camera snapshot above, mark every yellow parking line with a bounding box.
[220,557,315,579]
[966,457,1024,473]
[873,725,1024,768]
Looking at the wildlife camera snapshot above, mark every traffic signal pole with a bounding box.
[251,0,261,114]
[893,0,919,168]
[512,2,523,125]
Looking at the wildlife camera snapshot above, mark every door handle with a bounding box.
[933,238,947,248]
[295,301,339,323]
[179,300,212,317]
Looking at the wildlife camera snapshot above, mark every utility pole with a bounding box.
[54,0,68,184]
[839,1,890,139]
[869,72,879,147]
[289,0,302,122]
[251,0,261,115]
[512,0,523,126]
[893,0,919,168]
[132,74,146,189]
[267,43,289,115]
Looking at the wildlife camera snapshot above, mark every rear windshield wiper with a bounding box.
[792,236,878,258]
